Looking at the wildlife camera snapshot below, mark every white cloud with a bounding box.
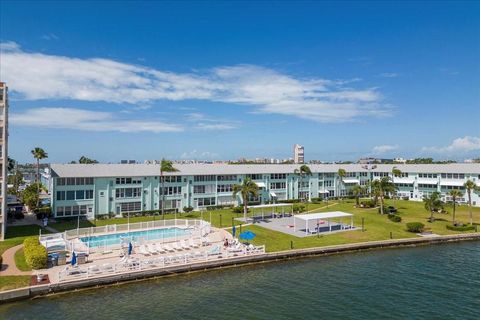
[196,123,236,130]
[185,112,238,130]
[379,72,398,78]
[372,144,399,153]
[422,136,480,154]
[180,150,218,159]
[41,33,59,41]
[11,107,183,133]
[1,42,391,123]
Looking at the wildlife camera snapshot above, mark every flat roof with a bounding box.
[294,211,353,221]
[50,163,480,178]
[249,203,293,209]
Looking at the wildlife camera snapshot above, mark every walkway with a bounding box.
[0,244,32,276]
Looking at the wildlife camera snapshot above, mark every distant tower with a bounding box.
[0,83,8,240]
[293,144,304,164]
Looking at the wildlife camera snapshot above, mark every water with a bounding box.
[80,227,192,248]
[1,242,479,319]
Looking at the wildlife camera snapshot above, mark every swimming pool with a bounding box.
[80,227,193,248]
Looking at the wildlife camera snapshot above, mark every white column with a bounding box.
[329,219,331,232]
[351,216,353,228]
[305,219,308,235]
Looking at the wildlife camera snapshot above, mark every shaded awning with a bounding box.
[393,178,415,184]
[318,189,330,194]
[343,179,359,184]
[255,182,266,188]
[440,180,465,187]
[270,191,277,197]
[417,179,438,185]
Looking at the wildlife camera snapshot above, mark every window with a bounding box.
[194,175,216,182]
[115,177,140,184]
[419,173,438,178]
[373,172,389,177]
[161,186,182,195]
[197,197,215,206]
[85,177,94,185]
[66,191,75,200]
[324,173,335,178]
[56,207,64,217]
[359,172,368,177]
[217,184,233,193]
[325,180,333,187]
[57,178,66,186]
[161,176,182,183]
[345,172,356,178]
[217,175,237,181]
[270,173,286,180]
[194,185,205,194]
[72,206,80,216]
[115,187,142,199]
[56,191,65,201]
[394,173,409,178]
[120,202,141,212]
[75,178,85,185]
[270,182,286,189]
[66,178,76,185]
[418,184,436,189]
[299,181,309,188]
[85,190,94,199]
[76,190,85,200]
[64,206,72,216]
[80,205,87,215]
[246,174,262,180]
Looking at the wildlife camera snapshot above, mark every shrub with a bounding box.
[183,206,194,213]
[232,206,249,214]
[360,200,376,208]
[388,214,402,222]
[292,203,306,213]
[446,224,475,231]
[23,237,47,269]
[406,222,425,233]
[278,199,301,204]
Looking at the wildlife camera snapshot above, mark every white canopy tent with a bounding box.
[293,211,354,235]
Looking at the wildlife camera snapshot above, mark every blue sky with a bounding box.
[1,1,479,163]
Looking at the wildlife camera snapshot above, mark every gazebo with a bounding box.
[293,211,354,235]
[248,203,294,221]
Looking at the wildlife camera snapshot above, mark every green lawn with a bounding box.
[0,276,30,291]
[14,248,31,272]
[234,199,480,252]
[0,225,48,257]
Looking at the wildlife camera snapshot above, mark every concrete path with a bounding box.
[0,244,32,276]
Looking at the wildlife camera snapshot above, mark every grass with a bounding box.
[0,276,31,291]
[14,248,31,272]
[0,225,48,257]
[233,199,480,252]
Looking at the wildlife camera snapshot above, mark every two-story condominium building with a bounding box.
[49,163,480,220]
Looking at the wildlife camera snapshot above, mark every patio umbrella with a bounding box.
[71,251,77,266]
[128,242,133,255]
[232,225,236,237]
[239,231,256,241]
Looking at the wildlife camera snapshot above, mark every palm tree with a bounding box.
[160,159,179,217]
[31,147,48,207]
[294,164,312,201]
[464,180,478,225]
[449,189,463,226]
[391,167,402,206]
[423,191,443,222]
[372,176,395,214]
[351,184,364,206]
[337,168,346,200]
[232,178,259,222]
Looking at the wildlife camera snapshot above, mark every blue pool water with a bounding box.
[80,227,192,248]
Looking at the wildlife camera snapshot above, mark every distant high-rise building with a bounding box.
[0,83,9,240]
[293,144,304,164]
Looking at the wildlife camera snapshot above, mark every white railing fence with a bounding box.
[58,245,266,282]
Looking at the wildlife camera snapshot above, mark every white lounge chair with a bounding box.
[207,245,221,256]
[201,237,211,246]
[155,243,166,254]
[164,244,175,252]
[172,242,183,251]
[189,238,200,248]
[139,245,150,256]
[181,239,191,250]
[147,244,158,254]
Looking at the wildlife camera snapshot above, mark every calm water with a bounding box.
[80,227,192,248]
[1,242,479,320]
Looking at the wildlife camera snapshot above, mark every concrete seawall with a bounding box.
[2,233,480,303]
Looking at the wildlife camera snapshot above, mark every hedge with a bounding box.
[388,214,402,222]
[406,222,425,233]
[23,237,47,270]
[292,203,306,213]
[446,224,475,232]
